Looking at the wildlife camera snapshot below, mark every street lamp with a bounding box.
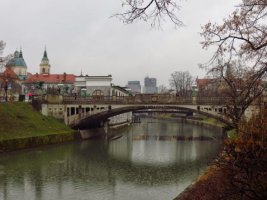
[4,79,8,102]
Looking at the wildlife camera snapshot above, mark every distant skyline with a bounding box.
[0,0,240,86]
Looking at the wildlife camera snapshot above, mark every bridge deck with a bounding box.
[61,96,230,105]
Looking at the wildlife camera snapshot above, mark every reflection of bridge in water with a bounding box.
[0,118,223,200]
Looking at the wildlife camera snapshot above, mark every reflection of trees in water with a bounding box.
[132,118,222,138]
[0,120,222,200]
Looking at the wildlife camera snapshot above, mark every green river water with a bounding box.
[0,118,222,200]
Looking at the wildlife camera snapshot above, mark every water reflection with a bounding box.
[0,119,222,200]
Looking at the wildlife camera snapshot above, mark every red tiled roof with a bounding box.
[24,73,75,84]
[196,78,212,87]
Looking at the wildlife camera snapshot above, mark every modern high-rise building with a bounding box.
[126,81,141,94]
[143,76,157,94]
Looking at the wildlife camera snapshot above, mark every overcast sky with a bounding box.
[0,0,240,86]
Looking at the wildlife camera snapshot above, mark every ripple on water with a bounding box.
[0,165,5,176]
[50,160,65,164]
[0,170,5,176]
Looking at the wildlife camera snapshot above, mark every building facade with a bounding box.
[143,76,157,94]
[111,85,131,97]
[126,81,141,94]
[24,49,75,95]
[39,49,51,74]
[74,75,113,96]
[5,49,27,81]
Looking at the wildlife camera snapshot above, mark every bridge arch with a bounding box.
[71,105,232,130]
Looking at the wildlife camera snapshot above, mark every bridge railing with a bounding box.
[62,95,230,105]
[196,97,230,105]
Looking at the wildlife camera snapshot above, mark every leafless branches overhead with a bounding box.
[201,0,267,72]
[114,0,183,28]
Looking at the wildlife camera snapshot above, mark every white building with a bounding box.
[111,85,131,97]
[74,75,112,96]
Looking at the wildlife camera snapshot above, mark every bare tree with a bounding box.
[114,0,183,28]
[0,41,6,72]
[169,71,193,97]
[0,40,5,54]
[210,59,265,130]
[216,106,267,200]
[0,41,13,73]
[200,0,267,129]
[158,84,169,94]
[201,0,267,76]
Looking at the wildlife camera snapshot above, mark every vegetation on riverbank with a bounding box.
[155,113,228,130]
[176,106,267,200]
[0,102,76,152]
[202,116,227,128]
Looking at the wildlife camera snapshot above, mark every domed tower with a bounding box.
[5,48,27,80]
[40,48,51,74]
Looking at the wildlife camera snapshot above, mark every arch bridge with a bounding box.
[44,94,232,129]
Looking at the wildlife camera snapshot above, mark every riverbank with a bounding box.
[0,102,77,152]
[174,164,230,200]
[146,114,229,139]
[152,114,233,200]
[174,109,267,200]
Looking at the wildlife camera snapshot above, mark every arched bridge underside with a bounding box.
[71,105,232,130]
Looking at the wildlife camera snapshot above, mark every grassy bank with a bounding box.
[201,116,227,128]
[152,113,228,130]
[0,102,76,152]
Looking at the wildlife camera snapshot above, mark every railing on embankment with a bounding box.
[61,95,230,105]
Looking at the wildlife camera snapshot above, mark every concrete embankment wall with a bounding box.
[148,116,228,138]
[176,118,227,138]
[0,121,131,153]
[78,121,130,140]
[0,132,78,153]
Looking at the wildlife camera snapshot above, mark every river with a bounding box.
[0,118,223,200]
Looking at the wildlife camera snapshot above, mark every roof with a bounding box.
[77,75,112,78]
[128,81,141,85]
[6,50,27,68]
[40,49,50,66]
[196,78,212,87]
[24,73,75,84]
[112,85,131,95]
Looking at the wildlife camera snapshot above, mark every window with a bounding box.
[92,90,104,96]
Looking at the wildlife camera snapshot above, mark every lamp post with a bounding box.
[4,79,8,102]
[57,84,64,95]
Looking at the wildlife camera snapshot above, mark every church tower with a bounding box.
[6,48,28,80]
[40,48,51,74]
